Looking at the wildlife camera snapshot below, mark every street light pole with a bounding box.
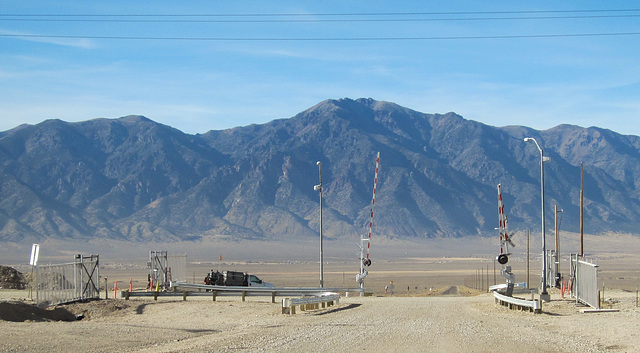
[314,161,324,288]
[524,137,551,302]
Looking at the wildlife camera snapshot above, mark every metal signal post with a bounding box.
[356,152,380,291]
[496,184,516,296]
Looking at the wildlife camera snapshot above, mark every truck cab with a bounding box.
[248,274,274,287]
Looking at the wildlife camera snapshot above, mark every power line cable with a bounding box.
[3,32,640,41]
[2,8,640,17]
[1,14,640,23]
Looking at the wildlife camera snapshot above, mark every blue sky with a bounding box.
[2,1,640,136]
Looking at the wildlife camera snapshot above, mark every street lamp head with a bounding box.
[316,161,322,166]
[524,137,532,142]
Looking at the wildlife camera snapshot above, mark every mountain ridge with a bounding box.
[1,98,639,242]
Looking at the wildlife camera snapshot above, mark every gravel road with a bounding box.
[0,292,636,352]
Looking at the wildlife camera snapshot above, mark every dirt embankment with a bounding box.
[0,266,27,290]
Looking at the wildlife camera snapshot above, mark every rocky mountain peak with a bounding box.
[1,98,639,242]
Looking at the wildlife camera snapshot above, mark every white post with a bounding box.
[524,137,550,302]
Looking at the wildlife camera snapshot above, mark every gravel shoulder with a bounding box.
[1,289,638,352]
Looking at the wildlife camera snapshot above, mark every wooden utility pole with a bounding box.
[526,229,530,289]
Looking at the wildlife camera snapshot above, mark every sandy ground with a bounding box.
[3,234,640,352]
[0,288,638,353]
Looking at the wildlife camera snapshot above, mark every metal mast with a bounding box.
[496,184,516,296]
[357,152,380,290]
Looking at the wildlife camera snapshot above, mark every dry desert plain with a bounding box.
[2,233,640,352]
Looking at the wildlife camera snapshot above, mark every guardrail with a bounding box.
[493,291,541,313]
[282,294,341,315]
[121,282,361,303]
[488,282,527,293]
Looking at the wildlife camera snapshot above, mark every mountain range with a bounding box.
[1,98,639,243]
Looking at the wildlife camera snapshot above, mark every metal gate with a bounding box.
[570,254,599,309]
[168,254,187,283]
[36,254,100,307]
[148,251,168,290]
[148,251,187,290]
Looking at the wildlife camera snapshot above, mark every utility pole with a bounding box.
[526,229,530,290]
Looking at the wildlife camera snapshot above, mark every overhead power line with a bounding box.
[2,9,640,17]
[1,14,640,23]
[3,9,638,43]
[3,32,640,41]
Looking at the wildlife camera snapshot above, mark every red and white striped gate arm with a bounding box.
[366,152,380,260]
[497,184,506,254]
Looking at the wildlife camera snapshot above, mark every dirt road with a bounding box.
[1,292,635,353]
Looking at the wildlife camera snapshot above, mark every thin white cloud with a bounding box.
[0,29,97,49]
[220,42,388,63]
